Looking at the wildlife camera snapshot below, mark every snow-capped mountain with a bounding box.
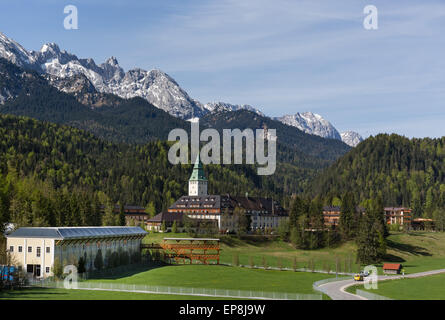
[276,112,363,146]
[0,31,363,144]
[340,131,363,147]
[204,102,264,116]
[0,32,36,68]
[276,112,342,140]
[0,32,206,119]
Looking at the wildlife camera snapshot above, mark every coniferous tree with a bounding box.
[356,198,387,264]
[339,192,356,240]
[171,221,178,233]
[118,202,126,226]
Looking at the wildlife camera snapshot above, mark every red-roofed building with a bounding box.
[383,263,403,274]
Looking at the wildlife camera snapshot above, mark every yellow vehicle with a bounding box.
[354,273,364,281]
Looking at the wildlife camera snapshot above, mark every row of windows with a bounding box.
[10,245,50,257]
[180,197,215,202]
[21,265,51,274]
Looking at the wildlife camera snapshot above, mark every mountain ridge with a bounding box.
[0,31,362,145]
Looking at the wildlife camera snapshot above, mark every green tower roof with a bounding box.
[189,154,207,181]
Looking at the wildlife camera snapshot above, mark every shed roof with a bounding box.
[6,226,147,240]
[383,263,402,270]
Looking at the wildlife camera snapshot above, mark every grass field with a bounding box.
[0,264,332,300]
[86,264,332,294]
[347,273,445,300]
[144,232,361,273]
[4,230,444,300]
[144,231,445,275]
[0,287,236,300]
[382,232,445,273]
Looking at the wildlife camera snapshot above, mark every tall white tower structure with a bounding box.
[188,155,208,196]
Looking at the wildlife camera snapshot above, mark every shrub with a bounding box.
[53,258,63,279]
[262,256,267,270]
[232,253,239,267]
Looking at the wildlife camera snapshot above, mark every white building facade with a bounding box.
[6,226,147,279]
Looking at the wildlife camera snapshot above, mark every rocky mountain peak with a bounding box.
[276,112,342,141]
[340,131,364,147]
[40,42,61,54]
[104,56,119,66]
[0,31,363,141]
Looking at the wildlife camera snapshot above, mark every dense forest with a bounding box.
[309,134,445,218]
[0,58,188,144]
[201,109,350,164]
[0,58,355,199]
[0,58,349,164]
[0,114,316,230]
[1,57,444,236]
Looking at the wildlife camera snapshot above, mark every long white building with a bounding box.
[5,226,147,279]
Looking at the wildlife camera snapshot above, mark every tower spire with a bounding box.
[188,154,208,196]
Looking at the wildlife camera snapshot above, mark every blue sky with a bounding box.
[1,0,444,138]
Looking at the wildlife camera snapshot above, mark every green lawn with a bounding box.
[0,287,235,300]
[0,264,332,300]
[382,232,445,274]
[348,273,445,300]
[144,232,361,273]
[86,264,332,294]
[143,231,445,275]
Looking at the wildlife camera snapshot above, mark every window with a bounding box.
[28,246,32,253]
[36,247,41,257]
[18,246,22,253]
[9,246,13,252]
[46,247,50,254]
[46,267,50,273]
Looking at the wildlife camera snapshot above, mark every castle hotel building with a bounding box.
[163,156,288,232]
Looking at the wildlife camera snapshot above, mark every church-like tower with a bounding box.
[188,155,208,196]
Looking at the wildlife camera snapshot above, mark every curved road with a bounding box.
[317,269,445,300]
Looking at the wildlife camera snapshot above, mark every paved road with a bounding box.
[318,279,366,300]
[317,268,445,300]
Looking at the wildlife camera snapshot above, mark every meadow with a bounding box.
[0,287,234,300]
[143,231,445,274]
[347,273,445,300]
[3,230,445,300]
[85,264,332,294]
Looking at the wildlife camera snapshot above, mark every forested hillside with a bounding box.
[0,114,309,229]
[0,58,188,144]
[309,134,445,217]
[0,58,354,198]
[201,109,350,164]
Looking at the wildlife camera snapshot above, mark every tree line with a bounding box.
[0,114,297,231]
[279,192,388,264]
[310,134,445,219]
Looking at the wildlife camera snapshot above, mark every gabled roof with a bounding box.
[6,226,147,240]
[323,206,341,212]
[148,212,184,223]
[223,195,287,216]
[383,263,402,270]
